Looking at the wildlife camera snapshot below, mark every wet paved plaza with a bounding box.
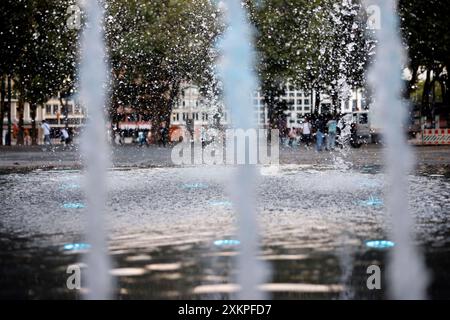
[0,145,449,299]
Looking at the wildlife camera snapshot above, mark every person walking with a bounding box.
[60,128,70,145]
[160,123,169,147]
[24,129,32,146]
[326,115,337,151]
[302,119,312,148]
[41,120,51,146]
[315,116,325,152]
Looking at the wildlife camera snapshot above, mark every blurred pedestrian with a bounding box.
[24,129,32,146]
[326,115,337,151]
[302,119,312,147]
[315,116,325,152]
[160,123,169,147]
[60,128,70,145]
[41,120,51,145]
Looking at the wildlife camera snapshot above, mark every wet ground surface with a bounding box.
[0,146,449,299]
[1,144,450,171]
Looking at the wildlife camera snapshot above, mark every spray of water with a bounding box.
[218,0,268,299]
[367,0,429,299]
[78,0,113,300]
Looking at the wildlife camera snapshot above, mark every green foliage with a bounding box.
[105,0,222,125]
[247,0,372,123]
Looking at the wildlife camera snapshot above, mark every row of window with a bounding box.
[172,112,213,122]
[45,104,82,115]
[253,99,311,106]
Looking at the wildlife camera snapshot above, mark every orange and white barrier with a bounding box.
[422,129,450,145]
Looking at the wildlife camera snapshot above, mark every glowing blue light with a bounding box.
[208,200,233,207]
[60,183,81,190]
[214,240,240,247]
[63,243,91,251]
[62,203,85,209]
[359,196,383,207]
[366,240,395,249]
[182,183,209,190]
[359,181,381,188]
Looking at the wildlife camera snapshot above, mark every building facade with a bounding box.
[1,95,85,145]
[170,82,367,134]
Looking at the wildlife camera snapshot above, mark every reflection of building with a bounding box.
[1,93,86,145]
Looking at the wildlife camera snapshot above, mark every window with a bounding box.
[297,99,303,105]
[46,104,52,114]
[304,99,310,105]
[67,105,73,114]
[74,104,81,114]
[53,104,59,115]
[359,114,369,125]
[304,106,310,111]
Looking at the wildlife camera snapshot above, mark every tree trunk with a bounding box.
[6,75,12,146]
[0,76,5,146]
[406,64,419,99]
[422,69,431,117]
[444,61,450,106]
[331,91,339,115]
[30,102,38,145]
[17,97,25,145]
[315,90,321,114]
[59,96,69,130]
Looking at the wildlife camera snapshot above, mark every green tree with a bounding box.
[399,0,450,115]
[248,0,371,128]
[106,0,221,136]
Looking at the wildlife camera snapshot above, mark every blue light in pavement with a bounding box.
[182,183,209,190]
[60,183,81,190]
[214,240,241,247]
[63,243,91,251]
[62,203,85,209]
[208,200,233,207]
[359,196,383,207]
[365,240,395,249]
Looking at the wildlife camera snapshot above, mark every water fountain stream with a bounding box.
[78,0,113,300]
[218,0,269,299]
[367,0,429,299]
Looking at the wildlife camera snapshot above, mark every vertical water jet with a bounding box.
[78,0,113,300]
[367,0,429,299]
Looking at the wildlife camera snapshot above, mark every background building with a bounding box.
[1,93,85,145]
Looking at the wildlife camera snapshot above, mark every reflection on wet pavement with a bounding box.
[0,164,449,299]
